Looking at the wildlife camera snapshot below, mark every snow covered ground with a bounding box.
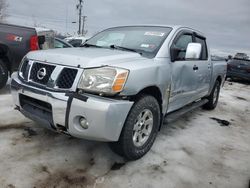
[0,81,249,188]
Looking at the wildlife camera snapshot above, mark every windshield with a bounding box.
[85,26,172,58]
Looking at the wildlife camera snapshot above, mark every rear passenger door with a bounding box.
[192,35,211,99]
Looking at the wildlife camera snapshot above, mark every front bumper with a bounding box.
[11,73,134,142]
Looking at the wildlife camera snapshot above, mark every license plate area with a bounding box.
[19,94,54,125]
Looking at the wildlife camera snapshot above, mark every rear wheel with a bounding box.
[0,60,8,89]
[109,95,161,160]
[203,80,221,110]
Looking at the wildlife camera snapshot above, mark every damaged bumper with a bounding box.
[11,73,133,142]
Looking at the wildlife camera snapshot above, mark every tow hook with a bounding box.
[14,105,20,111]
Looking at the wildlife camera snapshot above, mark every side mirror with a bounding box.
[185,43,202,60]
[38,36,46,45]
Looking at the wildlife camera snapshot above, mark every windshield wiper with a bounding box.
[109,45,142,55]
[82,43,103,48]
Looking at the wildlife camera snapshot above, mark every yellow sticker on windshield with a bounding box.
[144,32,165,37]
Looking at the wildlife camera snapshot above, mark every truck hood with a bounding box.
[27,47,147,68]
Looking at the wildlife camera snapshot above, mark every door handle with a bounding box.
[208,64,212,69]
[193,65,199,71]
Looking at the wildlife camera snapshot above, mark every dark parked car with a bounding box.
[54,38,73,48]
[65,36,88,47]
[227,58,250,81]
[0,23,55,89]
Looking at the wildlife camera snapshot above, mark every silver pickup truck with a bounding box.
[11,25,227,160]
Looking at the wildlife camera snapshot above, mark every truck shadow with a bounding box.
[161,109,200,136]
[226,78,250,85]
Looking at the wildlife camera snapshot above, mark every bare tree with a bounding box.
[0,0,8,23]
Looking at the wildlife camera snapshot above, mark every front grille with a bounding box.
[19,61,79,90]
[57,68,78,89]
[29,62,56,85]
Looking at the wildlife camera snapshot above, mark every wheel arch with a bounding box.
[216,75,222,85]
[130,85,164,131]
[0,43,12,72]
[132,86,163,109]
[207,75,223,97]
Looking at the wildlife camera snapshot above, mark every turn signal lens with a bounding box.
[112,72,129,92]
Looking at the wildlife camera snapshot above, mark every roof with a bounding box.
[35,27,54,33]
[0,23,35,30]
[103,24,205,36]
[0,23,54,34]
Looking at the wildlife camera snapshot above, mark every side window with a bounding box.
[174,34,193,61]
[54,40,64,48]
[54,39,70,48]
[195,37,208,60]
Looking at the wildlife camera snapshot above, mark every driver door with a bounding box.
[167,32,199,113]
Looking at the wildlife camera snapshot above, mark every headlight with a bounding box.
[78,67,129,94]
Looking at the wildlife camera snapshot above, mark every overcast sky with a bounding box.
[6,0,250,55]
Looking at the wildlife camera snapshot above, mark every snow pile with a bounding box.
[0,81,249,188]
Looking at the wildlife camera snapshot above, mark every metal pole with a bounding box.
[77,0,83,35]
[82,16,87,36]
[65,1,68,33]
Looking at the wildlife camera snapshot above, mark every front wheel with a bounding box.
[0,60,8,89]
[203,80,221,110]
[109,95,161,160]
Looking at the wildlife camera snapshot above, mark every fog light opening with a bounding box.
[79,117,89,129]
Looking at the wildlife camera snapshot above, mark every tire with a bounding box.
[109,95,161,160]
[203,80,221,110]
[0,60,8,89]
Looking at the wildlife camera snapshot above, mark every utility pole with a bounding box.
[76,0,83,35]
[81,16,87,36]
